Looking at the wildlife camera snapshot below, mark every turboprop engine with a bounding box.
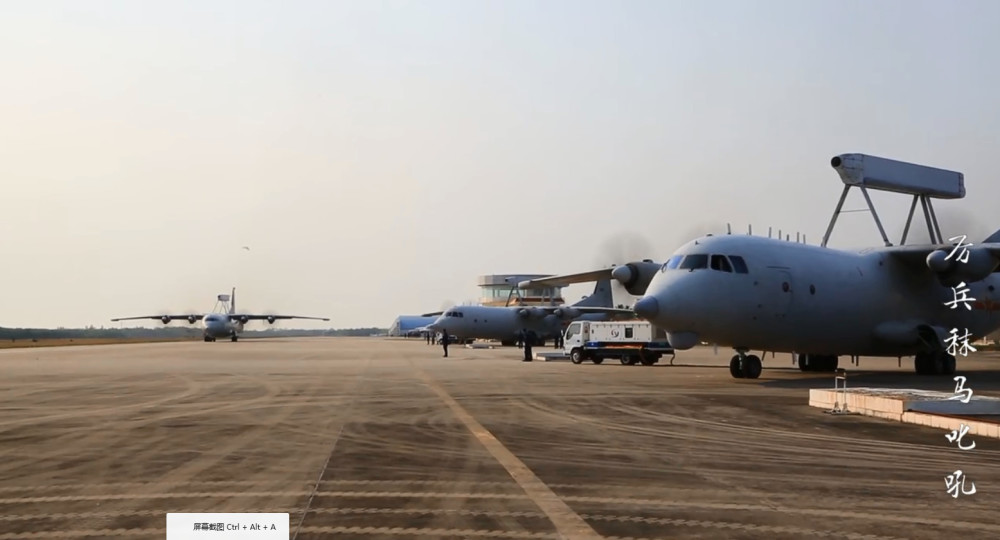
[926,247,999,287]
[267,316,276,324]
[516,307,546,319]
[239,315,250,324]
[187,315,198,324]
[160,316,171,324]
[552,307,581,320]
[610,260,662,296]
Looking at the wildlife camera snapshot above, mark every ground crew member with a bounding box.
[426,332,431,345]
[441,330,450,357]
[523,330,535,362]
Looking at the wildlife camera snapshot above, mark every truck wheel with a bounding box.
[570,349,583,364]
[592,357,604,365]
[621,355,636,366]
[640,355,655,366]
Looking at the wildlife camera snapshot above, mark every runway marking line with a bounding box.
[415,368,603,540]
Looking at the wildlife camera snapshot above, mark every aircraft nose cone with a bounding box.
[633,296,660,319]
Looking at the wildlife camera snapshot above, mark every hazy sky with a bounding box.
[3,1,999,329]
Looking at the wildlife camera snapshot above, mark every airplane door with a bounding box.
[767,268,793,317]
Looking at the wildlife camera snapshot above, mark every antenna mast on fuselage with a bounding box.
[820,153,966,248]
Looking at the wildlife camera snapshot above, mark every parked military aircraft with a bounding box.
[423,279,633,345]
[522,153,1000,380]
[111,288,329,342]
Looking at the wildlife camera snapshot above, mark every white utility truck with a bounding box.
[563,320,674,366]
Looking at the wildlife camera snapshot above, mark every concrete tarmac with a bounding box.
[2,337,1000,539]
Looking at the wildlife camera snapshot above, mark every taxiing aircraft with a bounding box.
[111,288,329,342]
[521,153,1000,380]
[423,279,634,345]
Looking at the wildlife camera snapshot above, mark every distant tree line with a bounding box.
[0,326,386,340]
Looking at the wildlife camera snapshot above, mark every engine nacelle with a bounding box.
[552,307,581,320]
[267,316,276,324]
[610,260,662,296]
[187,315,198,324]
[160,316,171,324]
[239,315,250,324]
[926,247,998,286]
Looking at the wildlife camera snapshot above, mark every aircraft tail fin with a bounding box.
[570,278,615,308]
[983,229,1000,244]
[230,287,236,314]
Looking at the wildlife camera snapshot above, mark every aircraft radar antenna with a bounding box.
[822,153,962,247]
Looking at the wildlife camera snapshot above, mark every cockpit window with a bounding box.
[710,255,732,272]
[662,255,683,272]
[678,254,708,270]
[729,256,749,274]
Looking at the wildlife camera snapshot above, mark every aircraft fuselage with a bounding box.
[429,305,607,342]
[202,313,243,339]
[637,235,1000,357]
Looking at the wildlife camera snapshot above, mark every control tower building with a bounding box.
[478,274,565,307]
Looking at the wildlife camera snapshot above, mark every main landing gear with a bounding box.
[231,333,238,342]
[797,354,838,372]
[914,351,955,376]
[729,351,762,379]
[203,335,216,342]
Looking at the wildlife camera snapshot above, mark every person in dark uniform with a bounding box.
[441,330,450,357]
[426,331,431,345]
[523,330,535,362]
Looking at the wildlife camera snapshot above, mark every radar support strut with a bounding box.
[821,188,945,248]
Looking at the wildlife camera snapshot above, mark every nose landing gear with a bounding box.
[729,351,762,379]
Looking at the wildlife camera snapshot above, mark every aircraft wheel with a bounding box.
[729,355,744,378]
[741,354,762,379]
[821,355,838,372]
[943,353,957,375]
[592,357,604,365]
[203,336,212,342]
[231,335,238,342]
[797,354,812,372]
[914,353,932,375]
[570,349,583,364]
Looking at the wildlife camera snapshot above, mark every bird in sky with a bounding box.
[242,246,250,251]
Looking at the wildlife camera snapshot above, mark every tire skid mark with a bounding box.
[608,401,1000,460]
[0,373,203,430]
[415,368,603,540]
[297,527,559,538]
[0,489,958,532]
[0,529,163,539]
[0,507,930,540]
[514,397,988,471]
[292,359,370,539]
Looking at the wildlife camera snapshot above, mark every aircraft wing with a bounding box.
[884,243,1000,268]
[111,314,205,322]
[229,314,330,321]
[517,269,614,289]
[420,311,443,317]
